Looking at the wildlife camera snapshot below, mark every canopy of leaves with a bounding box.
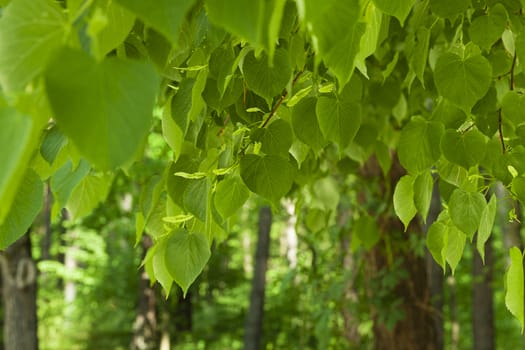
[1,0,525,329]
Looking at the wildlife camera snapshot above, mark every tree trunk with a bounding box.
[281,199,298,268]
[243,206,272,350]
[1,233,38,350]
[131,235,157,350]
[425,180,444,350]
[472,237,494,350]
[361,155,437,350]
[448,276,459,350]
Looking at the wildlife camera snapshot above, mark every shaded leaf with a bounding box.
[165,229,211,297]
[0,170,43,249]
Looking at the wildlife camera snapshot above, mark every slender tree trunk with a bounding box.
[282,199,297,268]
[448,276,459,350]
[1,233,38,350]
[131,235,157,350]
[472,236,494,350]
[361,155,437,350]
[243,206,272,350]
[41,184,53,261]
[425,180,444,350]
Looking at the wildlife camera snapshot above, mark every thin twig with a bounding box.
[260,71,303,128]
[510,50,517,91]
[498,108,506,154]
[261,93,288,128]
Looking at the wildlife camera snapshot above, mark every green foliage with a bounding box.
[1,0,525,329]
[506,247,524,331]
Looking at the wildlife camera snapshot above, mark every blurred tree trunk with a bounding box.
[425,180,444,350]
[361,155,437,350]
[131,235,157,350]
[243,206,272,350]
[1,233,38,350]
[448,276,459,350]
[282,199,297,268]
[472,236,494,350]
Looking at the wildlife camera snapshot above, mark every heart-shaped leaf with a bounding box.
[448,188,486,239]
[240,154,296,204]
[165,229,211,297]
[398,117,444,174]
[45,48,160,170]
[242,48,292,102]
[434,52,492,112]
[372,0,415,25]
[440,129,487,169]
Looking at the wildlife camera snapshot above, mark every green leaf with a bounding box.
[165,229,211,297]
[183,178,210,222]
[517,32,525,77]
[303,0,365,87]
[477,194,496,263]
[206,0,265,47]
[45,48,160,170]
[440,129,487,169]
[372,0,415,25]
[448,188,486,239]
[214,176,250,219]
[502,91,525,128]
[0,107,41,224]
[431,98,467,129]
[240,154,296,205]
[426,221,447,271]
[66,172,113,220]
[162,100,184,161]
[40,127,67,165]
[316,86,362,149]
[89,1,135,58]
[258,119,293,156]
[430,0,470,19]
[354,2,382,76]
[506,247,524,332]
[0,170,43,249]
[116,0,194,45]
[50,159,91,218]
[511,176,525,205]
[468,4,507,51]
[434,52,492,112]
[152,237,173,295]
[167,156,201,208]
[409,26,431,86]
[414,171,433,223]
[291,97,326,152]
[0,0,67,91]
[393,175,417,230]
[398,117,444,174]
[242,48,292,102]
[446,222,466,274]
